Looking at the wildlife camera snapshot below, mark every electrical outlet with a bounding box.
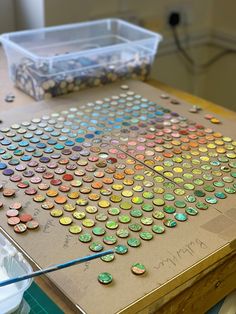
[166,3,193,27]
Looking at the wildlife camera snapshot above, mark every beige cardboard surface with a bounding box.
[0,80,236,313]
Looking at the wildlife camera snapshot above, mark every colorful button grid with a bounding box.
[0,85,236,265]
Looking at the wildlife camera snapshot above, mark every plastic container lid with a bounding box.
[0,233,32,314]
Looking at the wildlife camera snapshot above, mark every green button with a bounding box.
[95,213,108,222]
[196,201,209,210]
[127,237,141,247]
[164,193,175,201]
[98,272,113,284]
[140,217,153,225]
[142,191,154,199]
[163,218,177,228]
[152,210,165,219]
[185,195,196,203]
[183,183,195,190]
[193,178,204,186]
[224,187,236,194]
[218,156,228,162]
[229,161,236,168]
[152,225,165,234]
[131,263,146,275]
[223,176,233,183]
[164,182,175,189]
[134,174,144,181]
[139,232,153,241]
[103,235,117,245]
[201,164,211,170]
[205,196,218,204]
[141,203,153,212]
[106,220,119,229]
[132,197,143,204]
[163,205,176,214]
[128,223,142,232]
[174,201,186,208]
[153,198,165,206]
[79,233,92,243]
[130,209,143,218]
[133,185,143,192]
[101,254,115,262]
[204,185,215,192]
[115,244,128,255]
[203,174,213,181]
[108,207,120,215]
[214,192,226,199]
[116,228,129,238]
[174,188,185,196]
[213,181,224,187]
[183,173,193,179]
[89,242,104,252]
[174,213,188,221]
[92,227,106,236]
[118,215,131,223]
[194,190,206,197]
[185,207,198,216]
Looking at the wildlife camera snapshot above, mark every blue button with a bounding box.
[47,139,57,145]
[21,155,32,161]
[36,142,46,149]
[19,141,29,147]
[65,140,75,146]
[26,146,36,152]
[0,162,7,169]
[54,144,64,150]
[76,137,84,143]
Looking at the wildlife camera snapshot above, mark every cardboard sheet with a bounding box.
[0,80,235,314]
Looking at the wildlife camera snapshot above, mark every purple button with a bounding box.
[72,146,82,151]
[39,156,50,163]
[15,164,27,171]
[35,166,46,173]
[61,149,72,155]
[3,168,14,176]
[27,160,38,167]
[51,153,61,159]
[23,170,34,177]
[171,112,179,117]
[69,154,80,161]
[130,126,139,131]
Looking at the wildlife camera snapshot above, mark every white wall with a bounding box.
[15,0,45,30]
[0,0,15,33]
[44,0,93,26]
[212,0,236,36]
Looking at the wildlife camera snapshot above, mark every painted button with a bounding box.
[163,218,177,228]
[174,212,188,221]
[98,272,113,285]
[152,225,165,234]
[127,237,141,247]
[115,244,128,254]
[131,263,146,275]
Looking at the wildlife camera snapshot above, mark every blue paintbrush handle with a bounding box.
[0,249,114,287]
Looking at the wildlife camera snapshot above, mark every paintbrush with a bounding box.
[0,249,114,287]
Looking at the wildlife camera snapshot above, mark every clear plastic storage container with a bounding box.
[0,233,32,314]
[1,19,162,100]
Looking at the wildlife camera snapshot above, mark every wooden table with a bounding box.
[0,48,236,314]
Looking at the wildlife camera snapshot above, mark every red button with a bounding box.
[50,179,62,186]
[63,174,74,181]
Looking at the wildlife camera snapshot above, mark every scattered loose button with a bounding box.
[98,272,113,285]
[131,263,146,275]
